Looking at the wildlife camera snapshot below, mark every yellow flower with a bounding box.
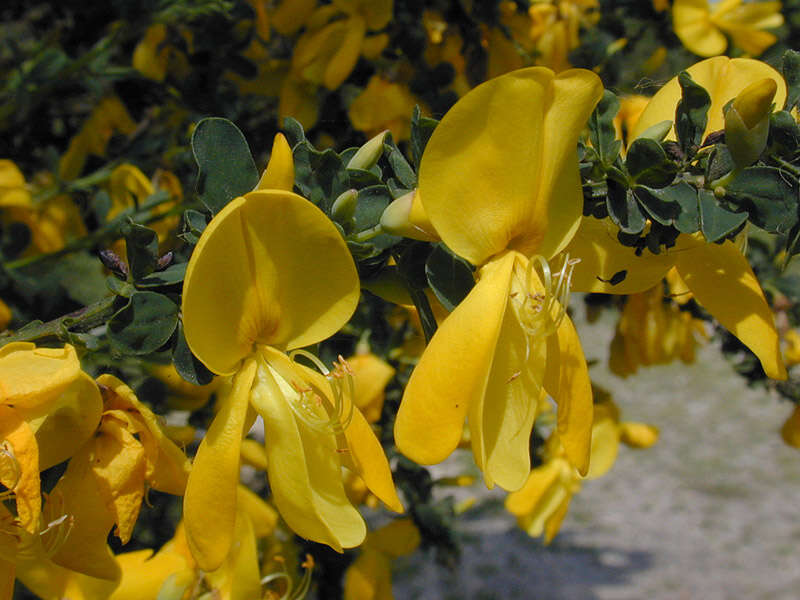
[348,76,420,141]
[59,96,137,181]
[349,352,395,424]
[613,94,650,152]
[0,161,86,255]
[43,374,190,582]
[672,0,783,57]
[291,0,393,91]
[343,519,421,600]
[608,284,709,377]
[181,135,402,570]
[149,363,219,411]
[568,57,788,381]
[394,67,604,491]
[783,329,800,366]
[0,343,102,533]
[506,392,658,542]
[724,77,777,168]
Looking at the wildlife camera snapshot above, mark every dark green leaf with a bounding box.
[137,263,187,289]
[769,110,800,158]
[782,49,800,111]
[172,321,214,385]
[706,144,735,183]
[425,244,475,312]
[410,105,438,168]
[726,166,799,234]
[347,168,384,188]
[588,90,621,166]
[626,138,677,187]
[192,117,259,214]
[384,138,417,188]
[633,185,681,225]
[675,71,711,156]
[282,116,307,148]
[354,186,401,251]
[294,147,349,212]
[180,209,208,245]
[671,182,701,234]
[698,189,748,242]
[606,179,646,234]
[122,222,159,280]
[108,291,179,355]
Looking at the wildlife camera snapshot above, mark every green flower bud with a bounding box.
[346,130,388,171]
[331,188,358,226]
[724,78,777,169]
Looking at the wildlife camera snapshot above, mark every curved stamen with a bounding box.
[261,553,314,600]
[39,492,73,558]
[517,253,579,340]
[264,348,356,437]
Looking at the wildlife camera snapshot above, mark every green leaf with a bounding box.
[782,49,800,111]
[706,144,735,183]
[354,186,401,251]
[633,185,681,225]
[588,89,621,167]
[769,110,800,159]
[725,166,799,234]
[626,138,677,187]
[671,182,701,234]
[172,321,214,385]
[346,168,384,188]
[56,253,108,305]
[191,117,259,214]
[108,291,179,355]
[698,189,748,242]
[122,222,159,280]
[294,146,349,212]
[425,244,475,312]
[137,263,188,289]
[675,71,711,155]
[410,105,438,168]
[606,179,646,234]
[384,136,417,188]
[282,116,307,148]
[180,209,208,245]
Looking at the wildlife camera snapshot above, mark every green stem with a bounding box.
[772,155,800,178]
[350,224,384,243]
[0,295,117,347]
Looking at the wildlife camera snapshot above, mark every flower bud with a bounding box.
[346,129,388,171]
[331,188,358,225]
[619,422,660,449]
[379,189,440,241]
[724,78,777,169]
[635,119,673,143]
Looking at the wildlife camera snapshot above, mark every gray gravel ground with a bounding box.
[392,306,800,600]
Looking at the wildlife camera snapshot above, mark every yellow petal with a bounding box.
[184,357,257,571]
[505,459,560,516]
[50,446,121,581]
[566,218,709,294]
[339,392,403,512]
[257,133,295,192]
[780,405,800,448]
[672,0,728,57]
[110,548,191,600]
[0,160,32,207]
[619,422,660,448]
[470,253,546,490]
[92,417,147,545]
[323,15,366,90]
[368,519,421,558]
[543,312,594,475]
[418,67,602,265]
[236,484,279,538]
[395,251,515,465]
[585,416,620,480]
[182,190,359,374]
[632,56,786,141]
[0,406,40,532]
[349,353,395,423]
[344,548,392,600]
[108,164,154,219]
[97,374,190,495]
[204,510,261,600]
[675,241,786,380]
[250,353,366,551]
[27,371,102,471]
[0,343,81,415]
